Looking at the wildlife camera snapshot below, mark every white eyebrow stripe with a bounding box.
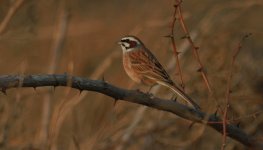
[121,37,140,44]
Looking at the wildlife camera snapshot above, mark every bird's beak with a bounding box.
[117,41,122,45]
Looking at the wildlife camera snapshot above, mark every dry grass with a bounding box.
[0,0,262,149]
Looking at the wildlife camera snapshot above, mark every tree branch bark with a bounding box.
[0,74,261,149]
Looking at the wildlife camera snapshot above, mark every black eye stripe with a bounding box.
[121,39,130,43]
[121,43,126,47]
[120,38,139,49]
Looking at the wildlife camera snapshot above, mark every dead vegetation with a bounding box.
[0,0,262,149]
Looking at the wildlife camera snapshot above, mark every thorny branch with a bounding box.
[0,74,262,149]
[177,5,212,92]
[166,0,185,89]
[171,1,256,149]
[222,33,252,150]
[175,1,223,112]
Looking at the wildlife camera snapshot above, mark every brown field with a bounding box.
[0,0,262,149]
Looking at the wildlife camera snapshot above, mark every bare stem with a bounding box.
[168,0,185,89]
[222,33,252,150]
[0,74,261,149]
[175,1,223,112]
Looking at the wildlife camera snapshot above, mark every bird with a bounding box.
[118,35,200,110]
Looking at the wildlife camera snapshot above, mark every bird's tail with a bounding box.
[158,81,201,110]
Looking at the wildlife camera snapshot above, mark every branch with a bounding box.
[222,33,252,149]
[166,0,185,89]
[0,74,262,149]
[176,2,223,112]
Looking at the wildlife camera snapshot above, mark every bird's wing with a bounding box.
[128,48,201,109]
[128,48,174,85]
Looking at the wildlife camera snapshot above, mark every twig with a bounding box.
[201,109,262,125]
[166,0,185,89]
[230,110,262,122]
[0,74,262,149]
[0,0,25,35]
[176,1,223,112]
[221,33,252,150]
[177,5,211,91]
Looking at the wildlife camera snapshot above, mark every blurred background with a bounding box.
[0,0,262,149]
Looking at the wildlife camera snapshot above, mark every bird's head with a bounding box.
[118,36,144,52]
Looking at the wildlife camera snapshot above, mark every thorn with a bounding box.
[33,86,37,91]
[102,74,105,82]
[113,99,118,106]
[197,67,203,72]
[146,91,151,95]
[136,89,143,93]
[147,85,155,93]
[173,97,177,101]
[176,51,182,55]
[102,78,108,87]
[1,88,7,95]
[188,121,195,129]
[181,34,190,39]
[172,95,177,101]
[148,93,154,99]
[236,122,241,128]
[163,34,173,38]
[214,109,218,117]
[79,89,83,95]
[180,84,185,89]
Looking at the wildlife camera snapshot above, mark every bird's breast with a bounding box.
[123,52,142,83]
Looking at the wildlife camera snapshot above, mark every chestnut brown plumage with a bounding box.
[118,35,200,110]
